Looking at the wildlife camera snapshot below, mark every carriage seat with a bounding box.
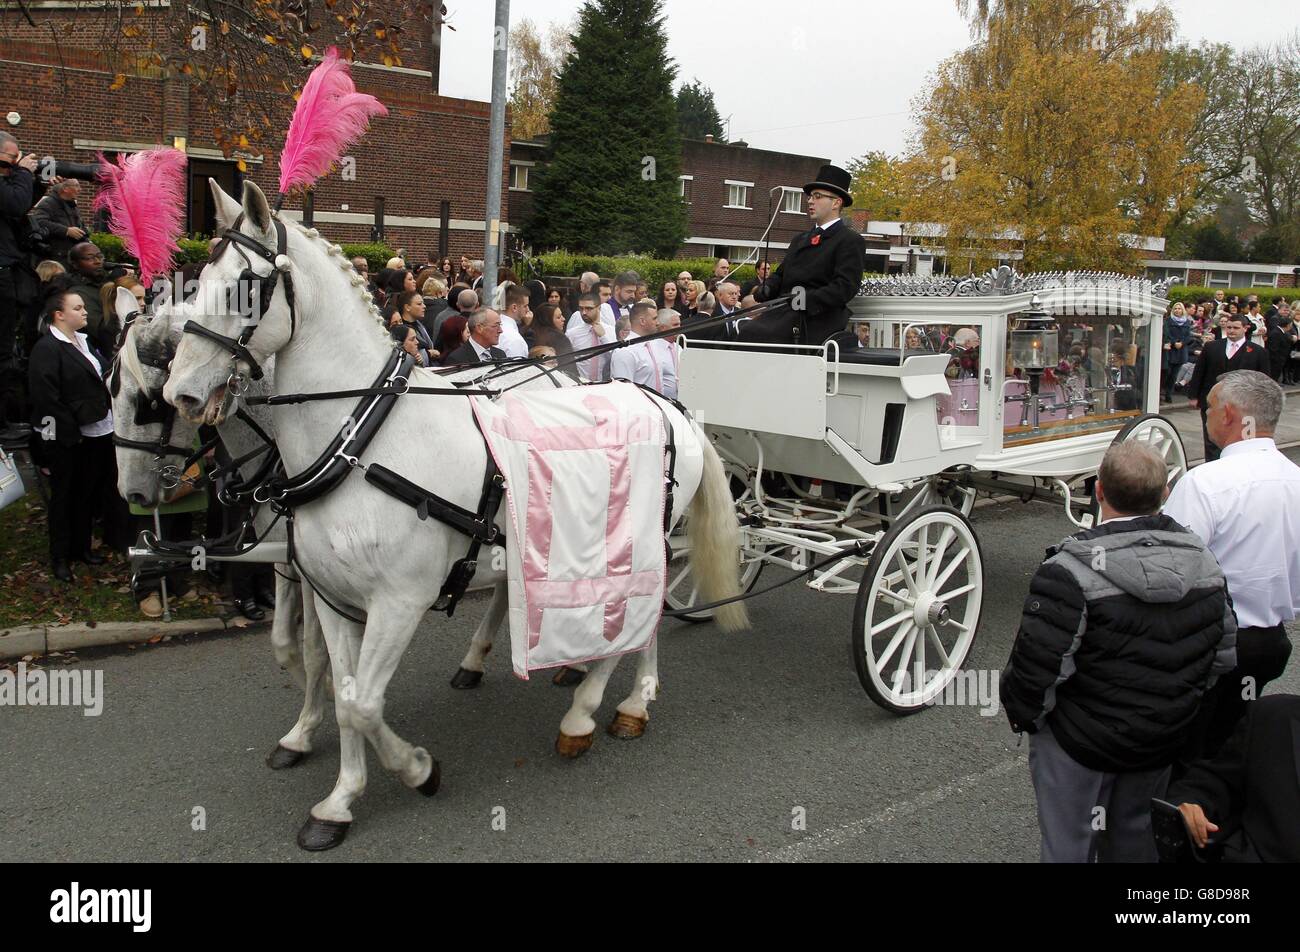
[834,347,932,367]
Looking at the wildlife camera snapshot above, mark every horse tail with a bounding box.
[686,421,748,632]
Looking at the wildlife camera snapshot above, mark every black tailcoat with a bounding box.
[745,218,866,345]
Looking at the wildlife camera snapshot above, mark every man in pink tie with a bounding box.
[1187,314,1271,461]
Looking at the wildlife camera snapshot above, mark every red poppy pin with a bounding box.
[811,234,822,246]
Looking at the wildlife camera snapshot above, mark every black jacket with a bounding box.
[27,329,112,449]
[1168,695,1300,863]
[443,341,505,367]
[1,166,44,267]
[1187,338,1271,403]
[749,218,866,344]
[1265,323,1297,377]
[28,193,86,264]
[1001,514,1237,773]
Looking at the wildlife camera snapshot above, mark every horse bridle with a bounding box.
[110,308,215,490]
[181,212,296,390]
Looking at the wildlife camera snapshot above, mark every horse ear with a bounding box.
[210,178,241,233]
[114,286,140,322]
[241,179,275,238]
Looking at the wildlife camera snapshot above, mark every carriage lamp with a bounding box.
[1010,296,1059,426]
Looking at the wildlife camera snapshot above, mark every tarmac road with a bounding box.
[3,447,1298,863]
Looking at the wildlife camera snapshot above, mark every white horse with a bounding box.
[164,179,746,850]
[109,288,330,768]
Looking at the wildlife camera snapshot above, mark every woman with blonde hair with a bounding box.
[684,279,706,321]
[96,273,145,355]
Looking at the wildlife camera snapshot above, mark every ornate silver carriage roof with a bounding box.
[857,266,1179,299]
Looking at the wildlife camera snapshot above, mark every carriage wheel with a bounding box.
[664,530,765,623]
[852,505,983,714]
[1113,414,1188,490]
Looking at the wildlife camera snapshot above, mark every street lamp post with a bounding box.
[482,0,511,308]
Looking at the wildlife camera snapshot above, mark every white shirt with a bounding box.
[1163,437,1300,628]
[50,326,114,438]
[498,312,529,359]
[566,301,623,335]
[566,320,612,383]
[1226,338,1244,360]
[610,331,678,399]
[468,338,497,361]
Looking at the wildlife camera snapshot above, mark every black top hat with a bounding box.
[803,164,853,207]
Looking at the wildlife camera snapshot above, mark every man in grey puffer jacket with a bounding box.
[1002,442,1237,862]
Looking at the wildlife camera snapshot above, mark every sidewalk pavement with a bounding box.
[1160,381,1300,464]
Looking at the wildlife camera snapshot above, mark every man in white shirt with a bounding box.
[566,292,612,383]
[1164,370,1299,756]
[568,270,638,335]
[610,302,678,399]
[443,309,506,366]
[497,284,531,359]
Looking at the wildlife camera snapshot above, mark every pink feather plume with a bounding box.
[278,46,387,195]
[93,148,188,289]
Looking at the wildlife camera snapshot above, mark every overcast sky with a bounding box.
[436,0,1298,165]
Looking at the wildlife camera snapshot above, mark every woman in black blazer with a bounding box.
[27,288,123,581]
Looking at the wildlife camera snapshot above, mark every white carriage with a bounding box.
[672,267,1187,713]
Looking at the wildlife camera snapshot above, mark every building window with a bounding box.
[1207,271,1232,287]
[509,163,530,192]
[679,175,693,203]
[1251,273,1278,288]
[725,180,753,209]
[780,188,803,214]
[727,246,753,263]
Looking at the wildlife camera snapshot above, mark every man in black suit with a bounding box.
[690,279,744,343]
[1186,314,1271,461]
[745,164,866,346]
[443,308,506,366]
[1168,694,1300,863]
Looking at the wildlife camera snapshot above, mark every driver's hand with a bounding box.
[1177,803,1219,849]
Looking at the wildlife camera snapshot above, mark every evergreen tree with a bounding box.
[521,0,688,257]
[677,79,725,141]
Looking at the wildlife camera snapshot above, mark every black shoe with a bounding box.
[236,598,266,622]
[52,560,74,582]
[253,586,277,609]
[76,550,107,566]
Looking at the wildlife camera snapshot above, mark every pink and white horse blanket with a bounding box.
[470,383,669,678]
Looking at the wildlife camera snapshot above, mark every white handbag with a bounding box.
[0,445,26,513]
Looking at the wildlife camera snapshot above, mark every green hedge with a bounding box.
[537,252,759,290]
[1165,285,1300,307]
[85,233,396,273]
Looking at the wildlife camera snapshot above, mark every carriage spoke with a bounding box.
[926,526,955,588]
[935,580,978,602]
[925,624,952,668]
[931,545,971,594]
[870,609,912,637]
[913,523,930,586]
[893,625,919,687]
[877,585,917,609]
[876,621,914,671]
[894,550,920,596]
[916,623,926,680]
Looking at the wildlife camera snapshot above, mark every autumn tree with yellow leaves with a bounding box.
[899,0,1203,273]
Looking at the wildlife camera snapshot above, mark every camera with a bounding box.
[45,160,100,182]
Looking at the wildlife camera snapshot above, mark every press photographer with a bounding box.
[0,131,46,443]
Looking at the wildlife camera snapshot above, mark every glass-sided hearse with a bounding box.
[672,267,1187,715]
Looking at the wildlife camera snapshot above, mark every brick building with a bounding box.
[1,6,505,263]
[511,134,829,263]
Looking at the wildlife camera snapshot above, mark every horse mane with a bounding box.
[278,215,396,349]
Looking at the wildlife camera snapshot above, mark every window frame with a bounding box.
[724,179,754,210]
[779,187,804,215]
[509,162,532,192]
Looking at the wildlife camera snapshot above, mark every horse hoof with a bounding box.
[266,744,307,770]
[555,731,594,758]
[450,667,483,690]
[416,759,442,797]
[552,666,586,687]
[296,816,351,851]
[606,711,648,739]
